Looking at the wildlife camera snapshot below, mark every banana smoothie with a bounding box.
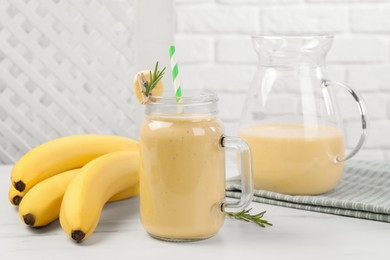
[139,116,225,241]
[239,124,345,195]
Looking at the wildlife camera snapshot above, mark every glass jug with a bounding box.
[239,35,367,195]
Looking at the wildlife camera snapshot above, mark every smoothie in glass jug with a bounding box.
[239,124,345,194]
[239,35,367,195]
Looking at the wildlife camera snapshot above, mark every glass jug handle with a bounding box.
[323,80,368,162]
[220,135,253,212]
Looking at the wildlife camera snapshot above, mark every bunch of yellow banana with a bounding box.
[8,134,140,243]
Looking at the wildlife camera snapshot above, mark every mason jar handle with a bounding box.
[323,80,368,162]
[220,135,253,211]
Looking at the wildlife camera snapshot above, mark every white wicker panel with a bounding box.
[0,0,136,163]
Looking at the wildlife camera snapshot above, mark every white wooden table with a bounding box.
[1,165,390,260]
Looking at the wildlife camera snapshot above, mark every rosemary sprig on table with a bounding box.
[145,62,166,97]
[226,208,273,228]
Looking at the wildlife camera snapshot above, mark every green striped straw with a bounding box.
[169,45,182,103]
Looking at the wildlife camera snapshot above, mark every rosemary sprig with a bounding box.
[145,61,166,97]
[226,208,273,228]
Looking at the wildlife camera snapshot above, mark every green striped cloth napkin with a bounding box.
[226,160,390,222]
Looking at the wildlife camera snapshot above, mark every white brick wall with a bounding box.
[261,6,349,34]
[2,1,388,164]
[174,0,390,160]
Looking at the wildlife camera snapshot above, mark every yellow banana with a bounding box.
[11,134,138,193]
[109,184,139,201]
[18,168,139,228]
[18,169,80,227]
[8,185,25,206]
[60,151,140,242]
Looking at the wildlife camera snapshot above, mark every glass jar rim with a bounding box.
[144,91,219,117]
[146,91,218,106]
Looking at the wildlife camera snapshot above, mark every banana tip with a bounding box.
[12,196,22,206]
[23,214,36,226]
[71,230,85,243]
[14,181,26,192]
